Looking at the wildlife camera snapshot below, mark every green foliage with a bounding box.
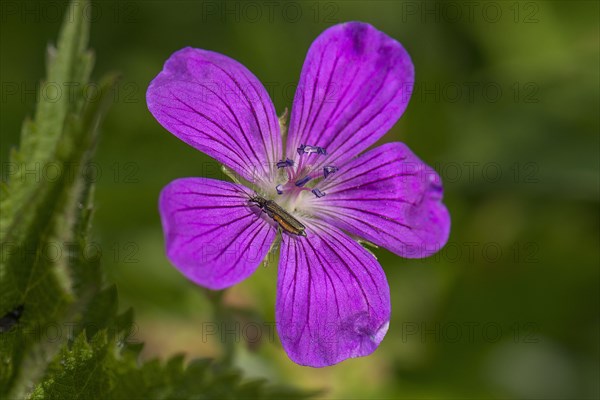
[0,1,317,399]
[0,0,114,394]
[28,286,314,400]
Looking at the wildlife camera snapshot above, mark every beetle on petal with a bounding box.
[147,22,450,367]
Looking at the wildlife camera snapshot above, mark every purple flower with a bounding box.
[147,22,450,367]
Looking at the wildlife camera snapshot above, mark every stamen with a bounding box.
[297,144,327,155]
[323,165,339,178]
[276,184,284,195]
[277,158,295,168]
[312,188,326,198]
[295,176,311,187]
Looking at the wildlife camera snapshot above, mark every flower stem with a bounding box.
[205,289,236,366]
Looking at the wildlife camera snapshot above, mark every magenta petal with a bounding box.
[276,221,390,367]
[159,178,276,290]
[286,22,414,167]
[147,48,282,185]
[315,142,450,258]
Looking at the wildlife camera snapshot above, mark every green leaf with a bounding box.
[29,332,112,400]
[0,0,116,396]
[31,332,320,400]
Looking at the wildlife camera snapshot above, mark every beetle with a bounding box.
[249,195,307,237]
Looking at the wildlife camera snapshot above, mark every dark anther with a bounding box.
[323,166,339,178]
[295,176,311,187]
[297,144,326,156]
[312,188,326,198]
[277,158,295,169]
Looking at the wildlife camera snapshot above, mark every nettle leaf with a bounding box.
[31,281,317,399]
[29,333,112,400]
[0,0,116,395]
[32,334,319,400]
[2,1,317,399]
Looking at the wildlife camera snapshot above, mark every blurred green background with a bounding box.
[1,0,598,398]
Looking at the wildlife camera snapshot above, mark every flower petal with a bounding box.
[313,142,450,258]
[286,22,414,167]
[147,48,282,186]
[159,178,276,290]
[276,221,390,367]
